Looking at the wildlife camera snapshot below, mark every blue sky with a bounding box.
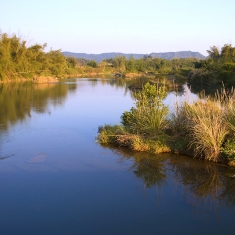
[1,0,235,55]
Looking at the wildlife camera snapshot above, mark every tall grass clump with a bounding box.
[121,82,168,137]
[168,99,188,136]
[185,98,228,162]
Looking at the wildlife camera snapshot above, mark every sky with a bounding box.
[1,0,235,56]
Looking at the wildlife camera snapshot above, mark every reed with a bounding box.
[168,100,188,136]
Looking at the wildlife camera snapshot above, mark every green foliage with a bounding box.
[221,139,235,160]
[98,124,170,154]
[98,125,128,144]
[87,60,98,68]
[168,101,188,136]
[0,82,68,129]
[105,55,198,76]
[0,32,70,80]
[188,44,235,92]
[114,56,126,73]
[66,56,77,68]
[121,83,168,137]
[98,83,235,164]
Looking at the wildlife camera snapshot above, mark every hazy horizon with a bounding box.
[1,0,234,56]
[62,50,206,55]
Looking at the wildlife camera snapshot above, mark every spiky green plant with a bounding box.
[121,82,168,137]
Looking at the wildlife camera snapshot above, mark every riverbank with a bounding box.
[0,76,60,84]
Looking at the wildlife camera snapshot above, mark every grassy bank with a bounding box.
[97,83,235,166]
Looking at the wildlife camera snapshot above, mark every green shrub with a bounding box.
[121,82,168,137]
[221,139,235,160]
[98,125,126,144]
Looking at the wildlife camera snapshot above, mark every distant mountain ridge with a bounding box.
[150,51,205,60]
[62,51,206,62]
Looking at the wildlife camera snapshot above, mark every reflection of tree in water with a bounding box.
[106,78,129,95]
[168,157,235,212]
[0,81,75,130]
[101,144,168,189]
[188,82,224,96]
[106,77,127,88]
[170,159,223,199]
[219,175,235,208]
[131,158,167,188]
[100,144,235,210]
[0,82,31,129]
[86,77,129,93]
[88,78,98,87]
[86,77,130,95]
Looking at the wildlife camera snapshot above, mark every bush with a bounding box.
[121,82,168,137]
[221,139,235,160]
[87,60,98,68]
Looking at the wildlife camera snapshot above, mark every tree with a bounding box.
[207,46,220,61]
[114,56,126,73]
[87,60,97,68]
[221,44,235,61]
[66,56,77,68]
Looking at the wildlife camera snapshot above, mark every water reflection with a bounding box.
[0,77,133,131]
[1,78,234,209]
[101,144,235,211]
[0,82,72,130]
[0,77,235,233]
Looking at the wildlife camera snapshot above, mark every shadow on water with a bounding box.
[100,143,235,213]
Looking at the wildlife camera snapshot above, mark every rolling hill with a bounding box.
[62,51,206,62]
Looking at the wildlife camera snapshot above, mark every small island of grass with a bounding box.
[97,82,235,166]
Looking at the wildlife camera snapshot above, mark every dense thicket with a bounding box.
[105,56,198,75]
[3,31,234,90]
[0,33,77,80]
[188,44,235,92]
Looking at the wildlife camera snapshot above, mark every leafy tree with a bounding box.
[87,60,97,68]
[207,46,220,61]
[0,32,71,80]
[66,56,77,68]
[114,56,126,73]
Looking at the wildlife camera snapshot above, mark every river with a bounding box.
[0,78,235,235]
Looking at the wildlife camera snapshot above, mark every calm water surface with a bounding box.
[0,78,235,235]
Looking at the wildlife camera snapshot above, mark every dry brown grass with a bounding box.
[185,99,228,161]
